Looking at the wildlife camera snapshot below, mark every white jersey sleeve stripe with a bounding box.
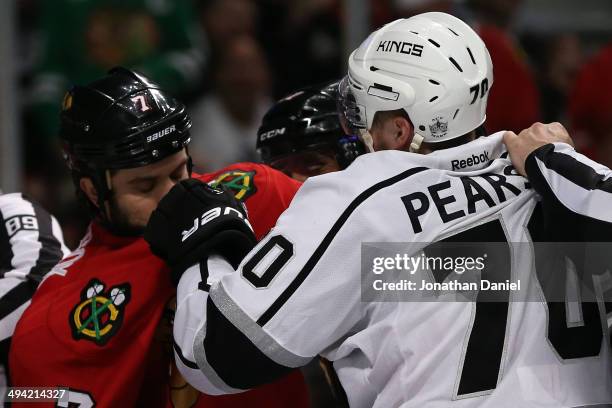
[174,259,246,395]
[208,280,311,367]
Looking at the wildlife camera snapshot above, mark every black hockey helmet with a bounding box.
[60,66,191,172]
[59,67,192,223]
[256,81,365,171]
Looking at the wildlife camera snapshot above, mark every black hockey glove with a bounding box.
[144,179,257,284]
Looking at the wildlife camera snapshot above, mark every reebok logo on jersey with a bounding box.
[181,206,253,242]
[451,151,490,171]
[376,41,424,57]
[146,124,176,143]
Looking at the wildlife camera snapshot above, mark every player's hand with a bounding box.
[503,122,575,177]
[144,179,257,284]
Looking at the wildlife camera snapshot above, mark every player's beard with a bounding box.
[104,195,146,237]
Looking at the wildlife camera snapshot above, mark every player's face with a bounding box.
[108,150,189,232]
[272,150,341,182]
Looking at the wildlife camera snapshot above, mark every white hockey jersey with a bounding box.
[173,133,612,407]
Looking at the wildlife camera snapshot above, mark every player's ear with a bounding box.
[80,177,99,208]
[394,116,414,151]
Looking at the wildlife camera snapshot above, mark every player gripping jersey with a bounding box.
[145,13,612,407]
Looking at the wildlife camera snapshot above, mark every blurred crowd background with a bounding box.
[0,0,611,249]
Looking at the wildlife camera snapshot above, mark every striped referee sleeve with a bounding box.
[525,143,612,235]
[523,143,612,351]
[0,193,68,341]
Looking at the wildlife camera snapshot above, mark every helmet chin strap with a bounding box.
[409,133,425,153]
[94,170,119,233]
[94,170,143,237]
[358,129,375,153]
[359,129,425,154]
[101,169,114,223]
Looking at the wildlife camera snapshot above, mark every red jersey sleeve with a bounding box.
[195,163,302,240]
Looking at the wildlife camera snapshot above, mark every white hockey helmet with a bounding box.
[338,12,493,151]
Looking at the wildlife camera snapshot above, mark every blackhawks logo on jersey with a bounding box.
[69,278,131,346]
[209,169,257,201]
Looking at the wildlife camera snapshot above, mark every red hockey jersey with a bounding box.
[198,163,301,241]
[9,163,306,408]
